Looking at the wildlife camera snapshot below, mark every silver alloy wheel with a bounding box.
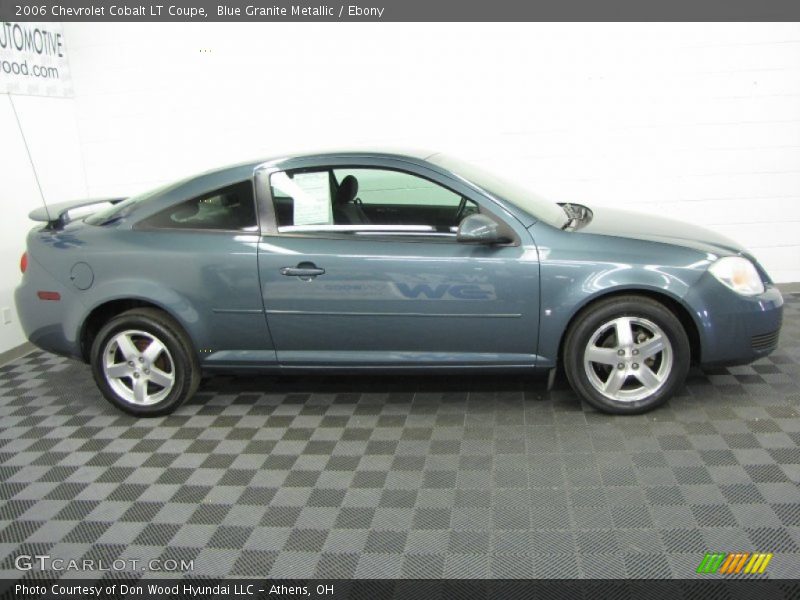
[583,316,673,402]
[102,329,175,406]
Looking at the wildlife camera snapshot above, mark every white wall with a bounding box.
[0,22,793,352]
[0,94,86,354]
[4,23,796,354]
[62,22,800,282]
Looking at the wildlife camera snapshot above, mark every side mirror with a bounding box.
[456,214,509,244]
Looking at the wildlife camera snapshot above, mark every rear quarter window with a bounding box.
[137,181,257,232]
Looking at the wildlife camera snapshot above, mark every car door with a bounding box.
[255,159,541,368]
[131,178,276,367]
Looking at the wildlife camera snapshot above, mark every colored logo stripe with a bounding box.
[719,553,748,574]
[697,553,726,573]
[744,553,773,574]
[697,552,773,574]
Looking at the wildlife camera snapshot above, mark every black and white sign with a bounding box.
[0,21,72,97]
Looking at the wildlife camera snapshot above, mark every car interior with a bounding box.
[272,168,479,233]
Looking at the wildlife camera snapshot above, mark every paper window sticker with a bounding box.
[290,172,332,226]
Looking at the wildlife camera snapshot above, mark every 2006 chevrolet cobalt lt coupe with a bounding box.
[16,150,783,416]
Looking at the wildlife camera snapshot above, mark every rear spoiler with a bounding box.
[29,197,125,228]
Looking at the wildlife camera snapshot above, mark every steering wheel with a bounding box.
[454,197,469,225]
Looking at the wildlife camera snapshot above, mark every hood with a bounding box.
[574,205,745,257]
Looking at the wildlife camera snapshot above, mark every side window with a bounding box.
[138,181,257,231]
[270,168,478,235]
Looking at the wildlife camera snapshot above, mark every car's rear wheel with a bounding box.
[90,308,200,416]
[563,295,690,414]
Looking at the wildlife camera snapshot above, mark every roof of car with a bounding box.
[195,147,439,182]
[279,147,437,161]
[267,147,437,163]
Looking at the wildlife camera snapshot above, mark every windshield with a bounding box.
[428,153,568,228]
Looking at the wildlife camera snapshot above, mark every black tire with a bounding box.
[563,295,690,415]
[90,308,200,417]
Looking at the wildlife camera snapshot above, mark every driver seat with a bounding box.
[333,175,371,225]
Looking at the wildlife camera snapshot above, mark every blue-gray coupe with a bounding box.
[16,150,783,416]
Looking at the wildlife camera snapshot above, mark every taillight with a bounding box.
[37,291,60,301]
[20,252,27,273]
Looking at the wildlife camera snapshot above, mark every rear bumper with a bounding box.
[685,273,784,367]
[14,258,83,360]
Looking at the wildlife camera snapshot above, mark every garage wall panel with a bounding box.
[0,95,86,354]
[63,22,800,282]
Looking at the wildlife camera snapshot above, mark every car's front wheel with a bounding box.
[563,295,690,414]
[90,308,200,416]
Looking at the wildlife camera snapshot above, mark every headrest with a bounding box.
[335,175,359,205]
[172,204,199,222]
[220,193,238,207]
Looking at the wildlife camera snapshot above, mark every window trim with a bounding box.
[279,224,437,233]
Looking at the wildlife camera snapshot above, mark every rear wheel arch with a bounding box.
[557,288,702,367]
[80,298,194,362]
[89,306,201,416]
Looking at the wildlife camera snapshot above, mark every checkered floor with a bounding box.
[0,294,798,580]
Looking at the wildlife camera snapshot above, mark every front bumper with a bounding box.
[685,273,784,367]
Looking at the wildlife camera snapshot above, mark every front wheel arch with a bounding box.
[561,293,692,414]
[557,288,701,368]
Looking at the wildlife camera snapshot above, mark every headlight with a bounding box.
[708,256,764,295]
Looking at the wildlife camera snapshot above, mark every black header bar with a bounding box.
[2,0,800,22]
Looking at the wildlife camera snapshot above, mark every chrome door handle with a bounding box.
[281,267,325,277]
[280,263,325,280]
